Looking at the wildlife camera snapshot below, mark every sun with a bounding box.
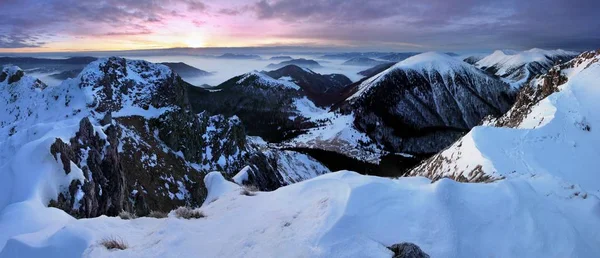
[183,35,205,48]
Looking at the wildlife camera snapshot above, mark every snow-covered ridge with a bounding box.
[475,48,578,88]
[477,48,578,72]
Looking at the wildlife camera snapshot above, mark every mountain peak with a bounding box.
[0,65,24,84]
[391,51,467,73]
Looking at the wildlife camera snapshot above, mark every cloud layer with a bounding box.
[0,0,598,51]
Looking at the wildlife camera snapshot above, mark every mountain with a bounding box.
[0,56,97,67]
[288,52,514,163]
[266,58,322,69]
[265,65,350,106]
[408,49,600,184]
[187,66,351,142]
[462,55,485,64]
[216,53,261,60]
[269,56,293,60]
[160,62,212,77]
[320,52,387,60]
[475,48,578,88]
[378,52,419,62]
[0,56,98,77]
[0,59,331,221]
[357,62,396,77]
[342,57,391,67]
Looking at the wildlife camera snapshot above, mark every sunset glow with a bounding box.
[1,0,598,53]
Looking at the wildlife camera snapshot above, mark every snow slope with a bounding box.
[2,171,599,257]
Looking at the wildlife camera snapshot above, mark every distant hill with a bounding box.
[266,58,322,69]
[269,56,293,60]
[342,57,391,67]
[217,53,261,60]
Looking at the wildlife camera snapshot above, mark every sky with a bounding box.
[0,0,599,53]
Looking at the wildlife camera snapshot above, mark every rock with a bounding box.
[388,243,430,258]
[7,69,24,84]
[100,112,112,126]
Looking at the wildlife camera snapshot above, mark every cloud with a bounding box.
[0,0,598,51]
[0,34,44,48]
[249,0,600,50]
[184,0,207,11]
[219,8,242,16]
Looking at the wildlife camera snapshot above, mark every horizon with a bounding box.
[1,0,599,54]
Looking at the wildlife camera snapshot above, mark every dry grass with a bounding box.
[240,185,259,196]
[100,236,128,250]
[147,211,168,218]
[173,207,205,219]
[118,211,137,220]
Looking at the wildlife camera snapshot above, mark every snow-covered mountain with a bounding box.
[335,52,514,155]
[408,49,600,186]
[476,48,578,88]
[188,66,351,142]
[0,58,330,220]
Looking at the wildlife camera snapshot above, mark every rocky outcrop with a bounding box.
[49,117,128,217]
[388,243,430,258]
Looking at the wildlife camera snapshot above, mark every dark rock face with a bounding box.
[388,243,430,258]
[49,117,127,217]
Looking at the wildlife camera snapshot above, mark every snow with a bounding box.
[2,171,600,257]
[112,106,173,119]
[284,111,384,162]
[202,171,240,205]
[232,166,251,184]
[292,96,329,120]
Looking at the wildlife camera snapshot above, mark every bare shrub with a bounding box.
[118,211,137,220]
[100,236,128,250]
[173,207,205,219]
[240,185,259,196]
[147,211,168,218]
